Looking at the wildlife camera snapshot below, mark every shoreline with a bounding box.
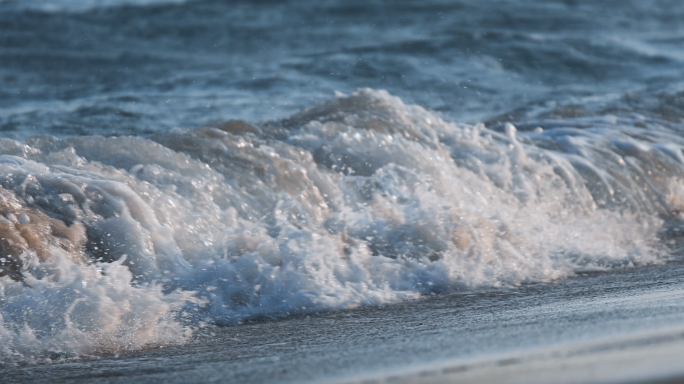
[5,260,684,383]
[339,326,684,384]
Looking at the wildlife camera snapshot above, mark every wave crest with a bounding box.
[1,88,681,363]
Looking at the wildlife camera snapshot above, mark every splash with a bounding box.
[0,89,681,364]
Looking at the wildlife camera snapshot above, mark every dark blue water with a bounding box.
[2,0,683,138]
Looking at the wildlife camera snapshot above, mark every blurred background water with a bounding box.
[1,0,683,139]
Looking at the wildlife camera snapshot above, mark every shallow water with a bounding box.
[1,0,684,377]
[6,260,684,383]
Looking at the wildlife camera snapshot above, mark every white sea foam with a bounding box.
[0,89,682,364]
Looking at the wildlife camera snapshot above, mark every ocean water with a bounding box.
[1,0,684,374]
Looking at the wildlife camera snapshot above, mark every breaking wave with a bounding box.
[1,89,682,364]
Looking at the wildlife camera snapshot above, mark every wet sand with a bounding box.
[349,325,684,384]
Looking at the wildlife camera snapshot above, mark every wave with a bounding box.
[0,0,190,13]
[1,88,682,364]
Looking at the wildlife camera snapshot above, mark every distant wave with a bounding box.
[0,0,190,12]
[1,89,683,364]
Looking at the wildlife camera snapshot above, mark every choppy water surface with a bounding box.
[1,0,684,368]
